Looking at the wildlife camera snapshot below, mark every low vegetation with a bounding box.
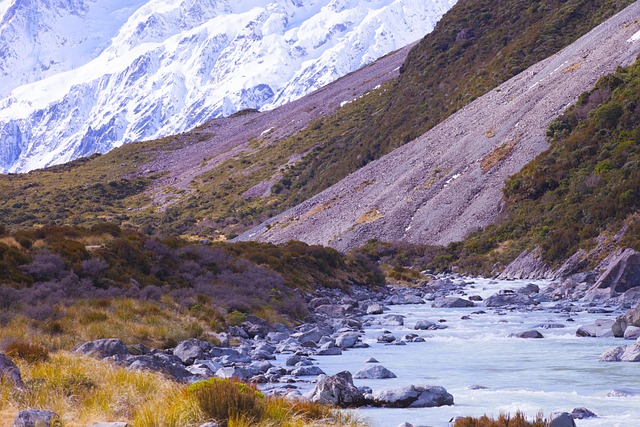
[0,352,362,427]
[454,412,548,427]
[0,224,383,350]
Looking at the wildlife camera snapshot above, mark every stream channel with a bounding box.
[266,278,640,427]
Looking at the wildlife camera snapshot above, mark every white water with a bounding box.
[270,278,640,426]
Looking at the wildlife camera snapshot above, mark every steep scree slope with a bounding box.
[239,2,640,251]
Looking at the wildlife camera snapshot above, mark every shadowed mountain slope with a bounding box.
[239,2,640,251]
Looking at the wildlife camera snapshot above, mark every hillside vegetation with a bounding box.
[0,0,633,239]
[0,224,382,350]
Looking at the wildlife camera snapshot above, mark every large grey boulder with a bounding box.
[624,325,640,340]
[335,332,360,349]
[366,303,384,315]
[599,344,640,362]
[109,353,193,382]
[353,364,397,379]
[0,353,24,389]
[370,385,453,408]
[549,412,576,427]
[484,292,535,307]
[382,314,405,326]
[591,249,640,297]
[291,365,325,376]
[432,297,474,308]
[576,319,614,337]
[13,409,60,427]
[571,407,597,419]
[304,371,366,407]
[315,304,348,317]
[510,330,544,339]
[74,338,128,359]
[173,339,211,365]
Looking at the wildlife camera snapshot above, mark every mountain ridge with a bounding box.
[0,0,456,173]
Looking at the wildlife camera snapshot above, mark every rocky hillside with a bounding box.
[239,2,640,251]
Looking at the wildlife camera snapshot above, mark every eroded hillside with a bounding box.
[239,2,640,251]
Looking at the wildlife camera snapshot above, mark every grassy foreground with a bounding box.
[0,352,363,427]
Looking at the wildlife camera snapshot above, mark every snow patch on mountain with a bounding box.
[0,0,457,173]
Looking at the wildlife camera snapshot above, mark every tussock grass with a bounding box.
[0,353,364,427]
[0,298,214,351]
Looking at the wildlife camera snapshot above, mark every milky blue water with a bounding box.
[277,278,640,427]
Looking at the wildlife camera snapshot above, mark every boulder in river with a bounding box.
[510,330,544,339]
[549,412,576,427]
[432,297,474,308]
[484,292,536,307]
[599,343,640,362]
[353,364,397,379]
[575,319,614,337]
[370,385,453,408]
[571,407,597,419]
[366,303,384,315]
[303,371,366,407]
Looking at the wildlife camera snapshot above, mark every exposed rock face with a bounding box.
[304,371,366,407]
[499,249,551,280]
[0,353,24,389]
[353,364,397,379]
[73,338,128,359]
[13,409,60,427]
[370,385,454,408]
[586,249,640,300]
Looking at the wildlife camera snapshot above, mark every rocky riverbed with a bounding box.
[5,275,640,427]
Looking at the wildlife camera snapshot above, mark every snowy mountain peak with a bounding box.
[0,0,457,173]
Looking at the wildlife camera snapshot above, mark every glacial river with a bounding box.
[277,278,640,427]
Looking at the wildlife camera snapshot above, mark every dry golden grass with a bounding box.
[481,137,521,174]
[354,209,384,226]
[0,298,215,351]
[0,354,364,427]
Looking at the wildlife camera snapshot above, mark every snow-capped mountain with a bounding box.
[0,0,457,173]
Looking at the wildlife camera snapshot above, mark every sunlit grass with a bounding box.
[0,353,365,427]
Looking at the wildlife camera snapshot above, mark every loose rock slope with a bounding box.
[239,2,640,251]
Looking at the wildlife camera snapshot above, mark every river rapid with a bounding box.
[274,278,640,427]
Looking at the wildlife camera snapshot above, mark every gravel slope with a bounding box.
[238,2,640,251]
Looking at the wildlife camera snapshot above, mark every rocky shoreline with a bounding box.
[4,274,640,426]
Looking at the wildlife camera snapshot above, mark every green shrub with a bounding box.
[187,378,264,426]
